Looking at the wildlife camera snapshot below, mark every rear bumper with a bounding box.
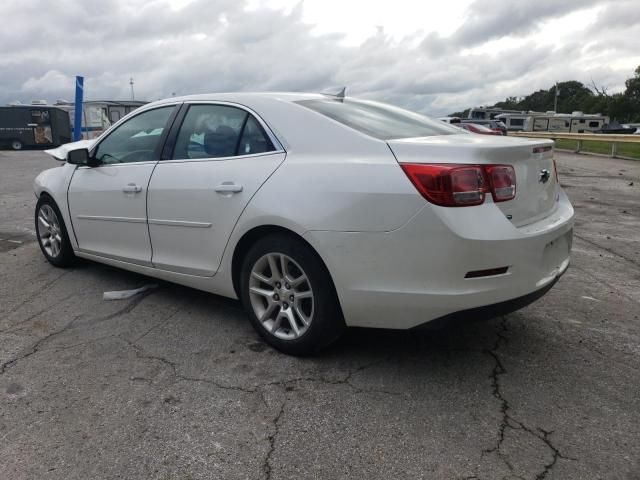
[412,273,562,330]
[304,189,574,329]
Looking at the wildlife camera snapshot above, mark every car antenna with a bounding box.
[322,86,346,102]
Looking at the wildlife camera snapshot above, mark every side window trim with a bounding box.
[89,104,180,163]
[234,114,251,157]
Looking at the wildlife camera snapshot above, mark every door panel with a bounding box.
[147,103,283,276]
[147,153,285,275]
[67,105,177,264]
[68,163,156,265]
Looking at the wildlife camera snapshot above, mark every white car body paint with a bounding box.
[34,92,574,329]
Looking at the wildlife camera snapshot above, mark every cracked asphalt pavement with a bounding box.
[1,149,639,480]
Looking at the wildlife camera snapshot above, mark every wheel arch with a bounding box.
[230,225,340,307]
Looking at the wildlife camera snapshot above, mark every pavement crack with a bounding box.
[261,389,287,480]
[3,269,74,317]
[126,338,256,393]
[0,312,83,374]
[258,357,400,396]
[481,317,575,480]
[0,291,153,375]
[0,291,80,334]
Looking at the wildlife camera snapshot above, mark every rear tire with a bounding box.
[35,196,76,268]
[11,139,23,151]
[240,233,345,356]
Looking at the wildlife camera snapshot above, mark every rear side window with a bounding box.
[296,98,461,140]
[238,116,275,155]
[172,105,275,159]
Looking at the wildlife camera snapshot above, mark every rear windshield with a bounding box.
[296,98,462,140]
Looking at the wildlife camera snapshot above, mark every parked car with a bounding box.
[35,93,574,355]
[456,122,503,135]
[597,121,637,134]
[461,119,507,135]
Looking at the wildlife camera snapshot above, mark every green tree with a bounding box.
[448,66,640,122]
[623,66,640,121]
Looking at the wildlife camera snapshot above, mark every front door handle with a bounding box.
[122,183,143,193]
[214,182,243,194]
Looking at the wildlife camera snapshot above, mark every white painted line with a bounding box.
[7,239,22,244]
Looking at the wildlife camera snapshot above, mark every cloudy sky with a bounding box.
[1,0,638,115]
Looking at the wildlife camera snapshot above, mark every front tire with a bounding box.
[240,234,345,355]
[35,196,76,268]
[11,139,23,151]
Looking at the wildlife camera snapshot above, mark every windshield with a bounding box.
[296,98,462,140]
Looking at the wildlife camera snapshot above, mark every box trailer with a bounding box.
[0,106,71,150]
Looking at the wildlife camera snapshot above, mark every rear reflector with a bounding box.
[464,266,509,278]
[400,163,516,207]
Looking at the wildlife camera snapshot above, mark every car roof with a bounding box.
[142,92,394,153]
[149,92,328,108]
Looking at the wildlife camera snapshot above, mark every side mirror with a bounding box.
[66,148,89,165]
[67,148,100,167]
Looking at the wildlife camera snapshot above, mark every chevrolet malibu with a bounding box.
[34,93,574,355]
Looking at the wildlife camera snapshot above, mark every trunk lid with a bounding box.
[387,134,557,226]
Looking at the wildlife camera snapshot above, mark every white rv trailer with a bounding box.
[496,111,552,132]
[496,111,609,133]
[54,100,147,139]
[467,107,526,121]
[524,112,609,133]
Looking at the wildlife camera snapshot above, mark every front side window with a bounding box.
[172,105,274,159]
[94,106,174,164]
[296,98,461,140]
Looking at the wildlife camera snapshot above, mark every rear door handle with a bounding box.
[122,183,143,193]
[214,182,243,194]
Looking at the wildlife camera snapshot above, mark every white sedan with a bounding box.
[34,93,574,355]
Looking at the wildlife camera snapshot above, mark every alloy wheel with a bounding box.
[38,204,63,258]
[248,252,314,340]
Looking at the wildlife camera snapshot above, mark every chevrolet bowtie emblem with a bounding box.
[539,169,551,183]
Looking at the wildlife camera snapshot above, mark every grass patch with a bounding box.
[554,138,640,160]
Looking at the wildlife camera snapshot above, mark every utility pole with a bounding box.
[130,77,135,101]
[553,81,560,113]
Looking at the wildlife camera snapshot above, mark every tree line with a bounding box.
[451,66,640,123]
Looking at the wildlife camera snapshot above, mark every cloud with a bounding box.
[451,0,601,45]
[0,0,634,115]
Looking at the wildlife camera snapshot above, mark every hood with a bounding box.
[44,139,96,161]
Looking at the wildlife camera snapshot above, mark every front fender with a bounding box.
[34,163,78,248]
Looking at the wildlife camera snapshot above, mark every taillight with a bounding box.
[400,163,516,207]
[486,165,516,202]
